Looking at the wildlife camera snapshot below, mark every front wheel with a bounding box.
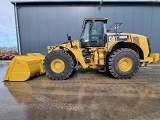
[44,50,74,80]
[107,48,139,79]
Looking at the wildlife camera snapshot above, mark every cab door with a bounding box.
[89,21,105,47]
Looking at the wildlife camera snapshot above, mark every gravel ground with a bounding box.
[0,61,160,120]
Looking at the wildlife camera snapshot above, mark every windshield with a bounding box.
[91,21,103,35]
[80,22,89,42]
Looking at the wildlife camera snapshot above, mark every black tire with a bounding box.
[44,50,74,80]
[107,48,139,79]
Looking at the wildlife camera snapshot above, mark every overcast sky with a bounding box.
[0,0,16,47]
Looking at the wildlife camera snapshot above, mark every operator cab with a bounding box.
[80,18,108,48]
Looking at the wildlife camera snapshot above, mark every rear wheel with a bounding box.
[107,48,139,79]
[44,50,74,80]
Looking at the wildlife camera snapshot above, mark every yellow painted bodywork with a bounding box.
[130,34,160,64]
[130,34,150,59]
[140,53,160,64]
[3,53,45,81]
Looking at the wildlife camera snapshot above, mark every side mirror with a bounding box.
[67,34,73,48]
[67,34,71,41]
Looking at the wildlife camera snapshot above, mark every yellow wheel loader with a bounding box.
[4,18,160,81]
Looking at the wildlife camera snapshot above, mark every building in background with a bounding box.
[12,0,160,55]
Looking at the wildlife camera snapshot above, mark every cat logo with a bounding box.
[109,36,118,41]
[108,35,128,41]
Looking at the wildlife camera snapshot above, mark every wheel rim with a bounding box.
[50,58,65,73]
[118,57,133,72]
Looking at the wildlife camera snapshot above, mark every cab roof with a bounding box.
[84,18,108,21]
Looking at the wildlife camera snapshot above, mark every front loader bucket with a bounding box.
[3,53,45,81]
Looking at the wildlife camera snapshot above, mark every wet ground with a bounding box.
[0,61,160,120]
